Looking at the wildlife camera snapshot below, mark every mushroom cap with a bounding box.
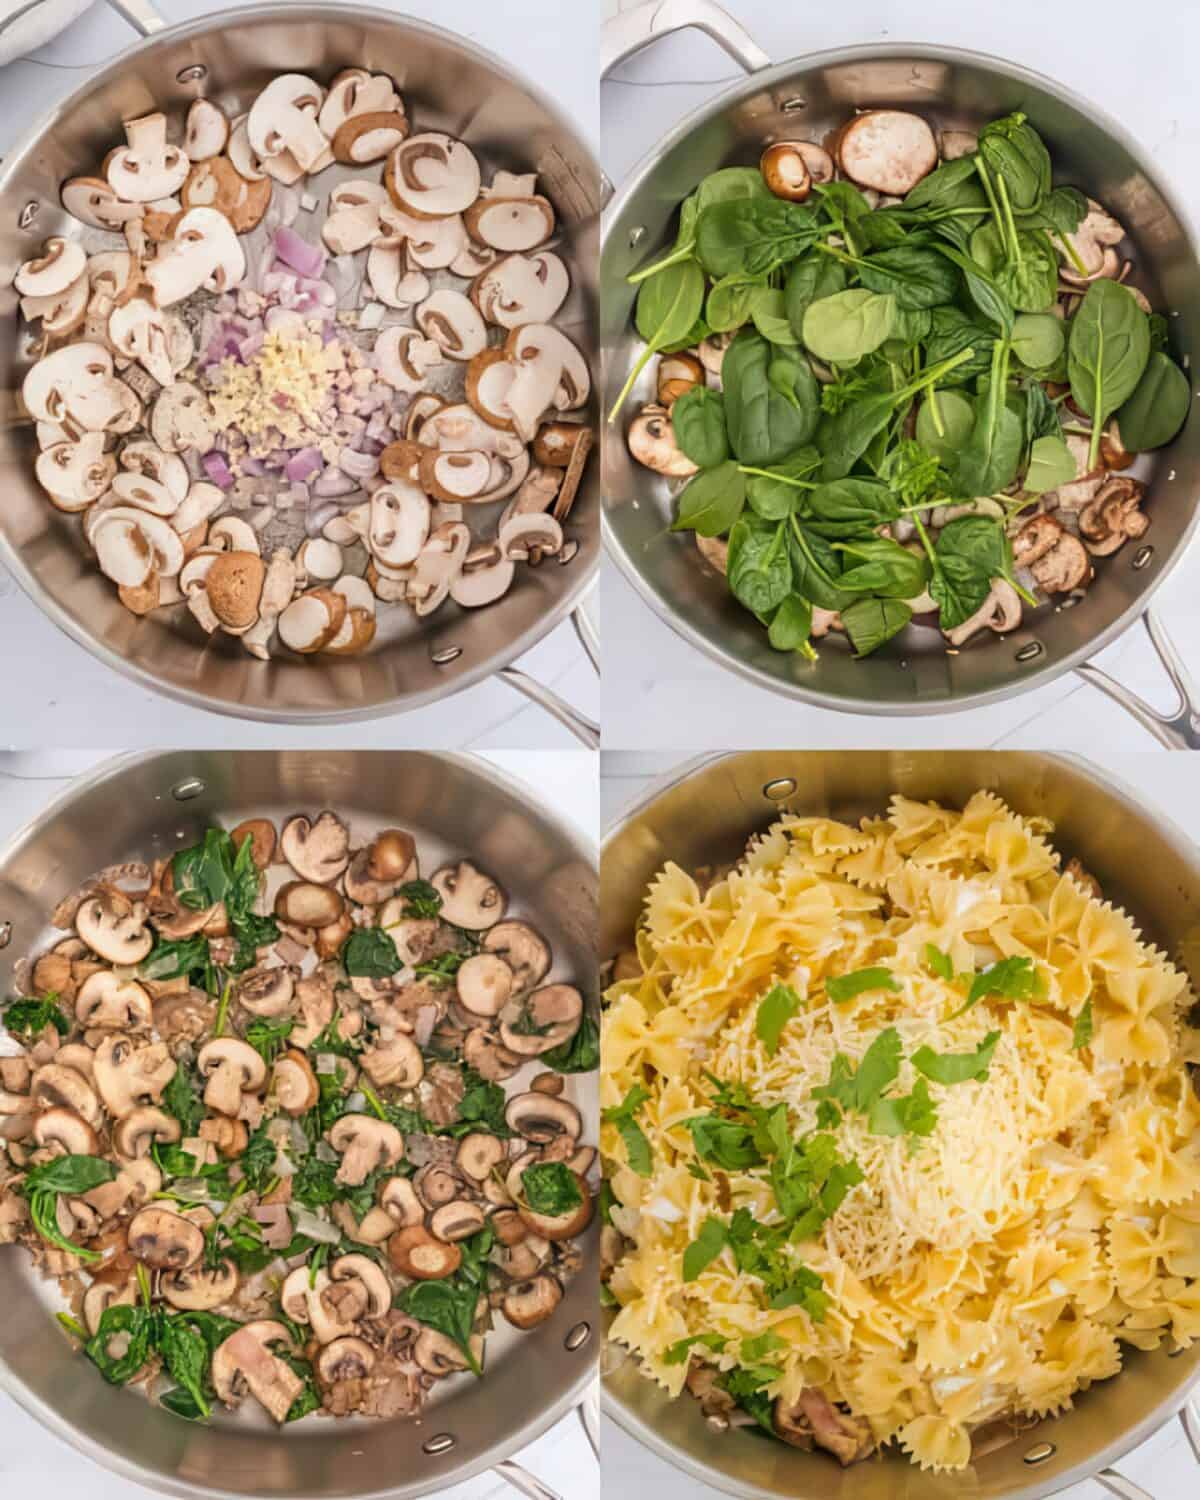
[367,481,431,567]
[464,193,554,254]
[516,1171,592,1242]
[183,98,229,161]
[162,1256,239,1310]
[501,1273,563,1330]
[456,953,514,1017]
[280,812,351,884]
[482,921,551,992]
[92,1033,176,1118]
[246,74,329,174]
[105,112,189,202]
[112,1104,181,1159]
[330,1252,392,1317]
[317,1334,376,1383]
[431,860,507,930]
[211,1320,303,1423]
[361,1033,424,1090]
[273,1048,319,1114]
[387,132,481,218]
[127,1204,205,1269]
[471,252,569,329]
[237,965,295,1018]
[76,890,152,964]
[329,1113,405,1185]
[33,1105,99,1156]
[836,109,938,196]
[413,1326,471,1376]
[275,879,345,927]
[760,142,812,202]
[456,1131,506,1181]
[387,1224,462,1280]
[429,1199,487,1242]
[505,1091,583,1145]
[15,236,87,299]
[628,403,698,479]
[500,983,583,1056]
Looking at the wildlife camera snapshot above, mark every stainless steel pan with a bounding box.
[601,749,1200,1499]
[0,749,598,1499]
[600,0,1200,746]
[0,1,600,743]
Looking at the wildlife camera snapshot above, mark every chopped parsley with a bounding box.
[954,956,1038,1016]
[911,1030,1001,1085]
[602,1084,653,1177]
[1072,998,1094,1051]
[755,983,802,1056]
[825,966,900,1005]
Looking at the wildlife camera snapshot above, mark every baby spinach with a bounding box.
[928,515,1030,629]
[848,244,961,311]
[932,239,1014,334]
[952,340,1024,497]
[832,538,929,598]
[671,386,730,468]
[766,596,815,657]
[744,448,821,519]
[2,995,69,1037]
[915,389,975,463]
[1024,434,1077,494]
[903,155,988,214]
[722,333,818,464]
[726,515,792,614]
[706,275,760,332]
[979,112,1052,212]
[841,598,913,657]
[784,254,846,334]
[787,522,855,612]
[695,199,819,278]
[924,306,995,383]
[802,288,896,364]
[521,1161,583,1216]
[750,287,799,345]
[671,461,745,537]
[541,1013,599,1073]
[397,1277,484,1377]
[1068,279,1150,467]
[1011,311,1065,371]
[24,1155,117,1263]
[805,477,899,535]
[1115,349,1191,451]
[610,259,706,421]
[341,927,401,978]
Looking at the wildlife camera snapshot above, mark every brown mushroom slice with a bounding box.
[196,1037,267,1116]
[76,890,152,964]
[317,1335,376,1385]
[429,1200,487,1243]
[31,1064,99,1127]
[518,1172,593,1242]
[504,323,589,442]
[499,511,563,564]
[414,1327,471,1376]
[183,98,229,161]
[415,289,487,362]
[150,382,216,454]
[374,328,444,395]
[246,74,329,173]
[409,522,471,616]
[92,1034,176,1117]
[465,348,517,431]
[836,110,938,196]
[333,111,409,165]
[471,251,569,329]
[83,1280,137,1336]
[463,1026,523,1082]
[386,133,481,218]
[212,1320,304,1423]
[502,1274,562,1330]
[655,351,705,408]
[1012,514,1064,569]
[456,1132,506,1182]
[318,68,401,137]
[1031,533,1093,594]
[465,192,555,253]
[206,550,266,631]
[329,1114,404,1186]
[1079,476,1149,556]
[273,1048,318,1114]
[323,181,387,255]
[483,921,552,992]
[456,953,515,1017]
[33,1106,99,1156]
[1060,199,1126,284]
[388,1224,462,1280]
[127,1205,205,1270]
[506,1091,582,1146]
[330,1252,392,1319]
[628,403,698,478]
[280,811,351,884]
[35,432,114,513]
[760,142,812,202]
[500,984,584,1057]
[943,579,1023,647]
[144,208,246,307]
[112,1105,180,1158]
[380,1175,424,1228]
[366,243,429,310]
[75,970,153,1029]
[62,176,142,231]
[361,1033,424,1089]
[275,880,345,927]
[431,861,507,930]
[449,545,516,608]
[163,1257,239,1311]
[229,817,277,869]
[106,112,189,202]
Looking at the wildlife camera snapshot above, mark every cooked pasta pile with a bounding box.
[601,791,1200,1473]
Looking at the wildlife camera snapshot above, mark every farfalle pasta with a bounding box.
[601,791,1200,1473]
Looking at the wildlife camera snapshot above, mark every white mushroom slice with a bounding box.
[415,289,486,361]
[333,112,409,165]
[836,110,938,196]
[171,479,225,533]
[184,98,229,161]
[465,348,517,430]
[387,133,481,218]
[61,176,142,231]
[451,241,495,277]
[940,129,978,161]
[367,482,430,568]
[380,205,467,270]
[366,244,429,309]
[22,274,91,340]
[409,522,470,616]
[419,450,492,503]
[503,325,590,442]
[111,470,180,518]
[241,548,297,660]
[465,193,554,253]
[105,112,189,202]
[278,588,345,653]
[209,515,261,555]
[261,148,308,186]
[227,116,267,181]
[295,537,342,581]
[93,514,154,588]
[471,251,569,329]
[108,300,175,387]
[180,550,218,594]
[22,342,124,432]
[473,449,531,506]
[120,440,189,504]
[35,432,114,512]
[373,328,443,394]
[150,382,216,453]
[145,207,246,306]
[93,507,185,581]
[247,74,329,173]
[88,249,137,307]
[419,402,525,459]
[322,182,388,255]
[499,512,562,561]
[1061,199,1127,284]
[450,545,514,607]
[318,69,401,136]
[36,419,76,451]
[15,237,87,299]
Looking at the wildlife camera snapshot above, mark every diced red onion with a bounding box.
[296,276,337,309]
[285,446,324,483]
[264,306,307,337]
[238,330,265,362]
[274,226,327,280]
[313,466,358,498]
[306,499,341,536]
[201,450,235,489]
[240,456,266,478]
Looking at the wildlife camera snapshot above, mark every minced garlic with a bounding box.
[208,329,336,455]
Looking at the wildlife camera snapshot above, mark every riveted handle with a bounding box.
[492,1459,563,1500]
[1075,607,1200,750]
[601,0,770,79]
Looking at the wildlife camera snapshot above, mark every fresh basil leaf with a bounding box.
[602,1085,653,1177]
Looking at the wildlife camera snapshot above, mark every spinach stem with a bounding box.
[738,466,817,490]
[626,241,695,286]
[973,156,1004,239]
[212,976,233,1038]
[995,175,1021,264]
[607,341,657,425]
[1056,231,1090,278]
[56,1312,88,1341]
[927,386,945,438]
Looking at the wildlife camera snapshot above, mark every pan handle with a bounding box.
[1094,1472,1157,1500]
[1181,1397,1200,1463]
[492,1459,564,1500]
[1074,607,1200,750]
[601,0,770,79]
[101,0,166,35]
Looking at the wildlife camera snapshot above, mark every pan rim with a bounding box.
[0,1,600,725]
[600,39,1200,717]
[597,748,1200,1498]
[0,746,598,1499]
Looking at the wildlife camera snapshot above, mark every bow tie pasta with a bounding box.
[601,791,1200,1473]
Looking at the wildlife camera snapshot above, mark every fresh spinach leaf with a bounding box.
[341,927,401,979]
[521,1161,583,1216]
[802,288,896,364]
[695,198,819,278]
[841,598,913,657]
[1068,280,1150,468]
[671,386,730,468]
[2,995,69,1037]
[723,333,819,464]
[1025,434,1077,494]
[1115,350,1191,451]
[766,596,815,657]
[784,254,846,334]
[727,515,793,614]
[671,461,745,537]
[541,1013,599,1073]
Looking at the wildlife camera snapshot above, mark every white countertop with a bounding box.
[599,745,1200,1500]
[0,747,600,1500]
[0,0,599,751]
[600,0,1200,752]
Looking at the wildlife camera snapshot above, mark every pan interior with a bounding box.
[0,750,598,1499]
[601,49,1200,714]
[0,5,600,720]
[601,751,1200,1500]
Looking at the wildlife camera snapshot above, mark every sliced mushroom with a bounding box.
[836,110,938,196]
[408,521,471,616]
[471,251,569,329]
[328,1114,404,1186]
[387,1224,462,1279]
[760,142,812,202]
[83,1279,137,1336]
[92,1034,176,1118]
[416,289,487,362]
[500,984,583,1057]
[206,550,266,631]
[15,237,87,300]
[504,323,589,441]
[75,970,153,1029]
[111,1105,180,1158]
[1079,476,1149,556]
[380,1175,424,1228]
[628,403,698,478]
[463,1026,523,1082]
[127,1205,205,1269]
[373,328,444,395]
[1060,200,1126,285]
[367,482,431,567]
[361,1033,424,1089]
[456,1132,505,1181]
[212,1321,304,1423]
[431,861,506,930]
[273,1048,319,1114]
[277,587,346,653]
[76,890,152,964]
[501,1275,562,1330]
[455,953,514,1018]
[246,74,329,173]
[483,921,551,992]
[105,113,189,202]
[62,176,142,231]
[150,381,216,453]
[275,880,345,927]
[316,1335,376,1384]
[33,1106,99,1156]
[465,190,554,253]
[162,1257,239,1312]
[499,511,562,563]
[183,98,229,161]
[943,578,1023,646]
[413,1327,471,1376]
[144,208,246,307]
[429,1200,487,1242]
[387,133,481,218]
[35,432,114,513]
[366,243,429,309]
[280,812,351,884]
[196,1037,267,1116]
[1031,532,1093,593]
[506,1091,582,1146]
